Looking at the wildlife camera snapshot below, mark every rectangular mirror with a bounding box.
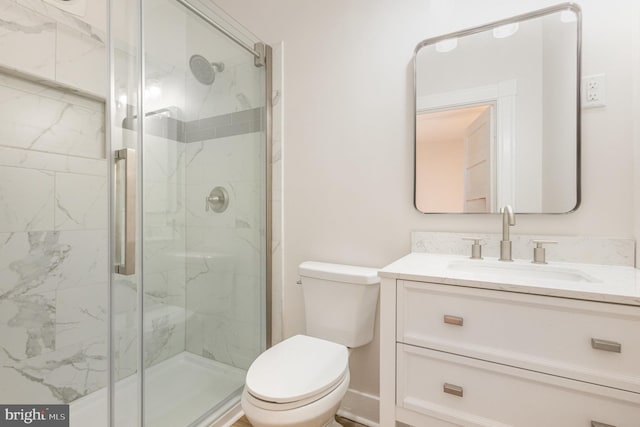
[414,3,581,214]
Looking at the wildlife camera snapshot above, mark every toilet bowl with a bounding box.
[241,262,380,427]
[242,335,350,427]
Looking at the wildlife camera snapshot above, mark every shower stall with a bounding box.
[0,0,270,425]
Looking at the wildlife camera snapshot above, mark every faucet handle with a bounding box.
[531,240,558,264]
[462,237,484,260]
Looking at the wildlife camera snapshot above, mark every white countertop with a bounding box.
[379,253,640,306]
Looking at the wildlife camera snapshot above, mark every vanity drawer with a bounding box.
[397,280,640,393]
[397,344,640,427]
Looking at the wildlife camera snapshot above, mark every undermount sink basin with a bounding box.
[447,259,601,283]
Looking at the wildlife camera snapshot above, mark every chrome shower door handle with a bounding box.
[115,148,136,275]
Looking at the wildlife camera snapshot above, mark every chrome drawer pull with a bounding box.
[591,338,622,353]
[443,315,464,326]
[443,383,463,397]
[591,421,616,427]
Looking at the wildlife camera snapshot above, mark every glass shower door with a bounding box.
[110,0,269,425]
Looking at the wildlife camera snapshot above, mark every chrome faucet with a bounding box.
[499,205,516,261]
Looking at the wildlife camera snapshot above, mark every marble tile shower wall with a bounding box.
[0,0,111,405]
[0,0,107,97]
[184,131,263,370]
[108,129,190,383]
[141,133,187,370]
[0,73,107,403]
[180,54,264,370]
[184,134,263,370]
[107,126,190,381]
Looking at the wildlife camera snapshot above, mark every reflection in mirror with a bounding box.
[417,104,495,212]
[414,3,581,214]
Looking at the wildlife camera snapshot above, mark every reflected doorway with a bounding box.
[415,104,495,213]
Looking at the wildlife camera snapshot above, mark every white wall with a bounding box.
[214,0,640,416]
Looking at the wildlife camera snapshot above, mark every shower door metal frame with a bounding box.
[264,44,273,350]
[107,0,273,424]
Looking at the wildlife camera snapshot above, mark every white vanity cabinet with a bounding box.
[379,254,640,427]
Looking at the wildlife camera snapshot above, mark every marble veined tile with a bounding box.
[0,146,107,176]
[143,234,185,275]
[55,23,106,97]
[228,273,261,324]
[42,0,87,18]
[186,266,235,316]
[143,304,185,368]
[16,0,106,42]
[144,270,185,309]
[0,83,105,159]
[113,326,136,381]
[0,70,105,112]
[185,313,203,356]
[411,231,635,266]
[144,179,182,215]
[0,1,56,80]
[56,283,107,349]
[185,134,261,185]
[0,289,56,360]
[0,362,61,404]
[201,316,260,370]
[0,166,54,232]
[55,172,107,230]
[53,229,108,289]
[111,276,137,381]
[0,335,107,403]
[0,230,107,301]
[144,136,184,183]
[0,231,68,298]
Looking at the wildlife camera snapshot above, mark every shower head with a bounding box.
[189,54,225,85]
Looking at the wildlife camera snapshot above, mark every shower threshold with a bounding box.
[70,352,246,427]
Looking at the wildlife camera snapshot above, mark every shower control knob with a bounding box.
[205,186,229,213]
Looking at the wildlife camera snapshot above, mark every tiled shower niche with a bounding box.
[0,71,109,404]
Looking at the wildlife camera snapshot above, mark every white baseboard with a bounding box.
[337,388,380,427]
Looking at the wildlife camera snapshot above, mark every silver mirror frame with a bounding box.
[413,2,582,214]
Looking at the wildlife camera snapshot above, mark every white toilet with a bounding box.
[241,261,380,427]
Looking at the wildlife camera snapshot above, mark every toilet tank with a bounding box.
[299,261,380,348]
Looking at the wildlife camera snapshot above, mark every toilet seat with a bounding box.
[245,335,349,410]
[244,373,348,411]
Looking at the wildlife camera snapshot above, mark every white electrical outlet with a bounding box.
[582,74,606,108]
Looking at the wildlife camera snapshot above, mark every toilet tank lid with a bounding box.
[299,261,380,285]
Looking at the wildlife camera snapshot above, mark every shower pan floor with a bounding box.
[70,352,246,427]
